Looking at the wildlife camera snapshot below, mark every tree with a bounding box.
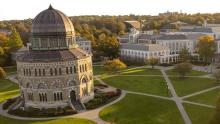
[211,95,220,124]
[146,57,159,69]
[198,36,216,63]
[174,62,192,78]
[0,67,6,79]
[7,28,23,52]
[213,70,220,83]
[104,59,127,73]
[179,47,190,62]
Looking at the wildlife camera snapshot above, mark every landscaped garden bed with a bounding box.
[85,89,121,110]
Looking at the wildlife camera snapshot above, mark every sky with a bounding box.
[1,0,220,20]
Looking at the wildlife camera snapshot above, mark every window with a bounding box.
[66,67,69,74]
[54,68,57,75]
[50,68,53,75]
[70,67,73,74]
[39,69,41,76]
[29,69,31,76]
[74,66,76,73]
[85,64,87,71]
[35,69,37,76]
[59,68,62,75]
[43,69,45,76]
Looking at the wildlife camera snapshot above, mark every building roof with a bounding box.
[121,43,169,51]
[157,34,188,40]
[32,5,75,37]
[124,21,141,29]
[16,48,89,62]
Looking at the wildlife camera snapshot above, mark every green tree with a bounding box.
[0,67,6,79]
[104,59,127,73]
[146,57,159,69]
[8,28,23,52]
[174,62,192,78]
[198,36,216,63]
[179,47,190,62]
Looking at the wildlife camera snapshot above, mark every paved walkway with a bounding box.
[161,70,192,124]
[181,85,220,99]
[2,65,219,124]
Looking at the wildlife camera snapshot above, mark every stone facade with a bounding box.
[16,5,94,110]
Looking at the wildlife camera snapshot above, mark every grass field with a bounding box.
[166,69,208,76]
[93,66,105,75]
[100,94,184,124]
[184,103,215,124]
[170,77,219,96]
[3,66,17,74]
[185,87,220,106]
[102,76,169,96]
[120,68,162,75]
[0,79,96,124]
[0,117,96,124]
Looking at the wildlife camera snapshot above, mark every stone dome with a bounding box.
[32,5,75,37]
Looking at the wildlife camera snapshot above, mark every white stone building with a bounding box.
[120,43,178,63]
[76,37,92,54]
[16,5,94,111]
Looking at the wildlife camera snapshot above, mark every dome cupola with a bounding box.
[31,5,76,50]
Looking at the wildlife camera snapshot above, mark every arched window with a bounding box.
[54,93,57,101]
[60,92,63,100]
[35,69,37,76]
[39,94,42,101]
[55,68,57,75]
[57,93,60,101]
[39,69,41,76]
[74,66,76,73]
[59,68,62,75]
[85,64,87,72]
[43,69,45,76]
[44,93,47,101]
[66,67,69,74]
[29,69,31,76]
[80,65,82,73]
[23,69,25,76]
[50,68,53,75]
[70,67,73,74]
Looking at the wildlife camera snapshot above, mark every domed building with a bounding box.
[16,5,94,111]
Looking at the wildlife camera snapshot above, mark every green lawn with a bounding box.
[166,69,208,76]
[0,117,96,124]
[184,103,215,124]
[170,77,219,97]
[93,66,105,75]
[0,79,96,124]
[99,94,184,124]
[102,76,168,96]
[94,79,101,85]
[0,79,20,102]
[185,88,220,106]
[3,66,17,74]
[120,68,162,75]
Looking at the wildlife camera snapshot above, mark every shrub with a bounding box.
[0,67,6,79]
[2,98,17,110]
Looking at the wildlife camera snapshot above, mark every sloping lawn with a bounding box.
[170,77,219,97]
[184,103,215,124]
[0,79,20,102]
[3,66,17,74]
[166,69,208,76]
[93,66,105,75]
[185,87,220,106]
[120,68,162,75]
[102,76,168,96]
[100,94,184,124]
[0,117,96,124]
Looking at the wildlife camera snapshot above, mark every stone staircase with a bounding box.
[71,99,85,112]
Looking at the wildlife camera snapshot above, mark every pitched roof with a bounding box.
[124,21,141,29]
[16,48,89,62]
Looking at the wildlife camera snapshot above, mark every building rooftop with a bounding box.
[121,43,169,51]
[157,34,188,40]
